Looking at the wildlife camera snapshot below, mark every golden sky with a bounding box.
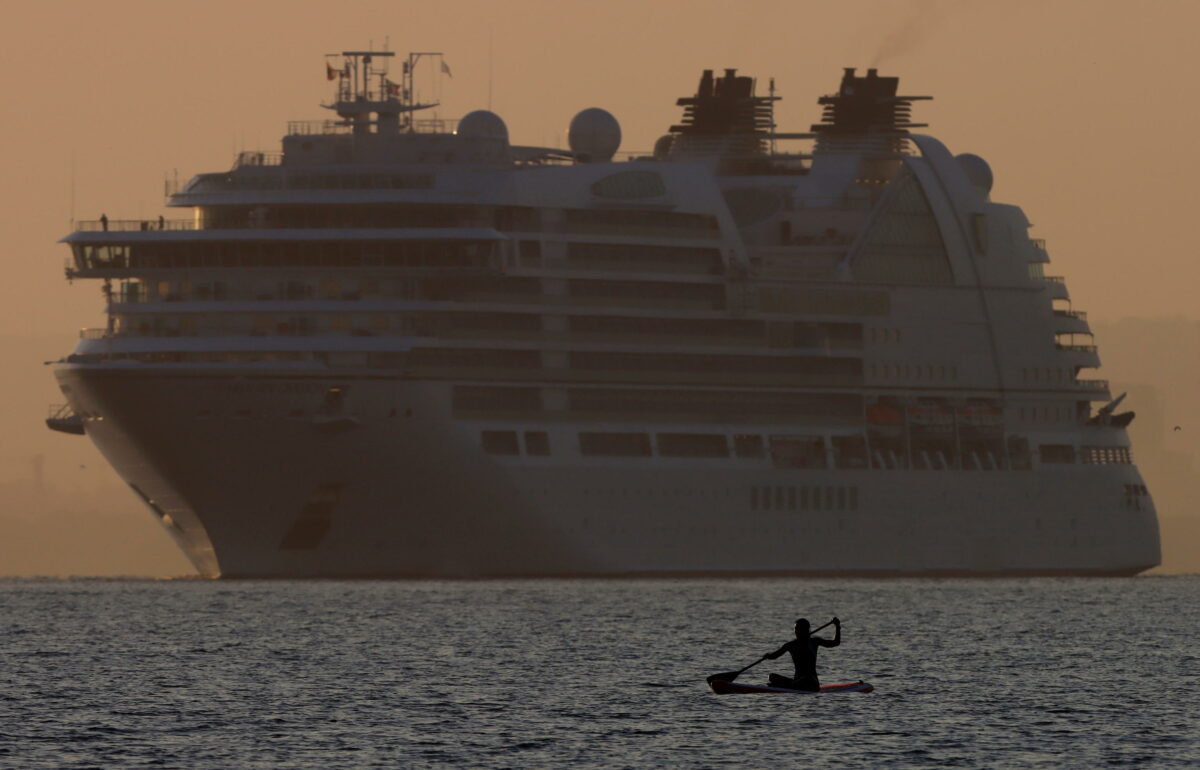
[1,0,1197,575]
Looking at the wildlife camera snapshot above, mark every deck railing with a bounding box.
[75,219,197,232]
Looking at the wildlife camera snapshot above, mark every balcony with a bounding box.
[46,404,85,435]
[74,219,197,233]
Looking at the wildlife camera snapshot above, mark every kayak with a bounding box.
[709,679,874,695]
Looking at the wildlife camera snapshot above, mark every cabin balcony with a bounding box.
[1073,378,1111,398]
[1039,275,1070,301]
[1055,342,1100,368]
[45,404,85,435]
[1052,310,1091,335]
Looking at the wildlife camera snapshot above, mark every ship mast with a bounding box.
[323,50,445,134]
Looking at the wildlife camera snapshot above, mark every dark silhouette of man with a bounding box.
[763,617,840,691]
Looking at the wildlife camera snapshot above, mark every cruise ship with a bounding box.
[48,51,1161,577]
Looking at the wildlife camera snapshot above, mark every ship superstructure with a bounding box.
[48,54,1160,576]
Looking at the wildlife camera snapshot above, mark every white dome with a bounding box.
[457,110,509,142]
[956,153,994,193]
[568,108,621,163]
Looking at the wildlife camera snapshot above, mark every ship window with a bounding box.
[452,386,541,413]
[566,242,721,273]
[734,435,764,458]
[519,240,542,268]
[524,431,550,456]
[1039,444,1076,464]
[787,487,797,511]
[657,433,728,458]
[579,432,651,457]
[761,486,772,511]
[800,486,811,510]
[567,279,726,308]
[750,487,759,511]
[852,172,954,285]
[482,430,519,455]
[770,436,826,469]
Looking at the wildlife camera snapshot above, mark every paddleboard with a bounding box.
[709,679,874,695]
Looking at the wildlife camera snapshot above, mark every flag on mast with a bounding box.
[441,60,453,78]
[326,62,338,81]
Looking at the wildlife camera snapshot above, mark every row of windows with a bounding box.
[74,240,496,271]
[562,208,719,234]
[180,202,719,235]
[454,386,865,420]
[474,424,1128,472]
[1039,444,1132,465]
[565,242,722,271]
[114,287,859,352]
[869,362,959,381]
[1018,406,1077,423]
[189,172,435,194]
[116,278,417,303]
[1082,446,1133,465]
[482,431,761,459]
[751,485,859,512]
[1021,367,1074,384]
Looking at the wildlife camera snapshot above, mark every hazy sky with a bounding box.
[2,0,1197,575]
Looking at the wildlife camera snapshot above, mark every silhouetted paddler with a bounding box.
[764,617,840,691]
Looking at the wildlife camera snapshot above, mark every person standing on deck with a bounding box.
[763,617,840,691]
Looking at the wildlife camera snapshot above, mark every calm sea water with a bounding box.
[2,576,1196,769]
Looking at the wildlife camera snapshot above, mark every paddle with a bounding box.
[706,618,837,684]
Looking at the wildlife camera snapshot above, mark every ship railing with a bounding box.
[45,403,85,435]
[47,403,77,419]
[1056,343,1098,353]
[286,118,461,136]
[1075,379,1109,391]
[75,219,197,232]
[1030,238,1046,248]
[79,328,108,340]
[1041,275,1066,284]
[234,151,284,168]
[1053,309,1087,321]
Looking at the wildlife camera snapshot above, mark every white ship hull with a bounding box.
[59,366,1160,578]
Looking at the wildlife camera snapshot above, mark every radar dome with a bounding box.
[956,153,993,194]
[457,110,509,142]
[568,108,621,162]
